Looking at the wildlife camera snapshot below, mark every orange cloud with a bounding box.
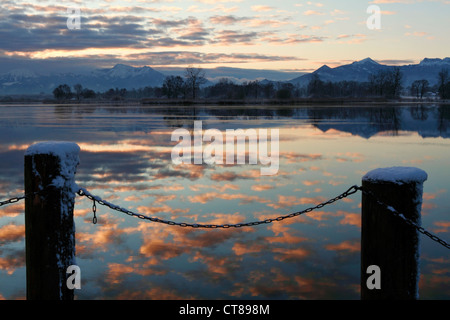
[272,247,310,262]
[0,224,24,244]
[303,180,323,186]
[105,263,135,284]
[337,211,361,228]
[0,254,24,275]
[116,287,190,300]
[325,240,360,253]
[232,242,266,256]
[267,195,327,210]
[187,192,269,205]
[0,203,24,218]
[251,184,274,192]
[432,221,450,233]
[77,220,126,253]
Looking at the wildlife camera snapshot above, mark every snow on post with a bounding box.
[361,167,427,300]
[24,142,80,300]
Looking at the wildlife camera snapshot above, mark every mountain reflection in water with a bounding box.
[0,103,449,300]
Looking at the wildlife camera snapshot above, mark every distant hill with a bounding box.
[288,57,450,88]
[155,66,306,84]
[1,58,449,95]
[0,64,166,95]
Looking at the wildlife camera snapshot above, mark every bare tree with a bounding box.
[53,84,72,101]
[438,68,450,99]
[410,79,429,99]
[369,67,403,97]
[162,76,185,99]
[391,67,403,97]
[74,84,83,101]
[184,66,206,100]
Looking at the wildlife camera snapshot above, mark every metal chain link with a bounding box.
[0,191,42,207]
[0,195,27,207]
[0,189,61,209]
[92,199,98,224]
[76,185,361,229]
[4,184,447,250]
[360,187,450,250]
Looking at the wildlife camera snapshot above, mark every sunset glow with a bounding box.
[1,0,449,73]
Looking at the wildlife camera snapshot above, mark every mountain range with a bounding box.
[1,58,449,95]
[288,57,450,88]
[0,64,166,95]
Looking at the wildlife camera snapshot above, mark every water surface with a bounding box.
[0,103,449,300]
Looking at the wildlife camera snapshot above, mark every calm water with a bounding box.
[0,103,449,300]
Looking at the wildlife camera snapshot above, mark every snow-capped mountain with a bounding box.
[289,57,450,88]
[1,58,449,95]
[400,58,450,87]
[0,64,166,95]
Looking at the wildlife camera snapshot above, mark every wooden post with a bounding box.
[361,167,427,300]
[24,142,80,300]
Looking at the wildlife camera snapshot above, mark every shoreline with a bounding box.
[0,97,448,106]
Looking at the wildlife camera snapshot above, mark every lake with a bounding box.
[0,103,449,300]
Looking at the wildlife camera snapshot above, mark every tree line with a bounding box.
[53,67,450,102]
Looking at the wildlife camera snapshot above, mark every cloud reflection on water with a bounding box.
[0,104,449,299]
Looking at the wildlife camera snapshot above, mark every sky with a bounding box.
[0,0,449,74]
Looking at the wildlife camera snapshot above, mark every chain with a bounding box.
[76,185,361,229]
[3,184,448,249]
[0,191,42,207]
[0,195,27,207]
[92,199,97,224]
[360,187,450,250]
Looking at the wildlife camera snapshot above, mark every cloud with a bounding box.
[213,30,261,45]
[325,240,360,253]
[280,152,323,164]
[376,59,417,65]
[272,247,310,262]
[302,180,323,186]
[196,0,243,3]
[0,252,24,275]
[209,15,250,25]
[77,220,127,253]
[0,8,157,52]
[303,10,325,16]
[0,223,24,244]
[336,211,361,227]
[187,191,269,206]
[0,50,303,73]
[335,34,367,44]
[251,5,275,12]
[251,184,275,192]
[370,0,416,3]
[0,203,24,218]
[267,195,327,210]
[405,31,429,37]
